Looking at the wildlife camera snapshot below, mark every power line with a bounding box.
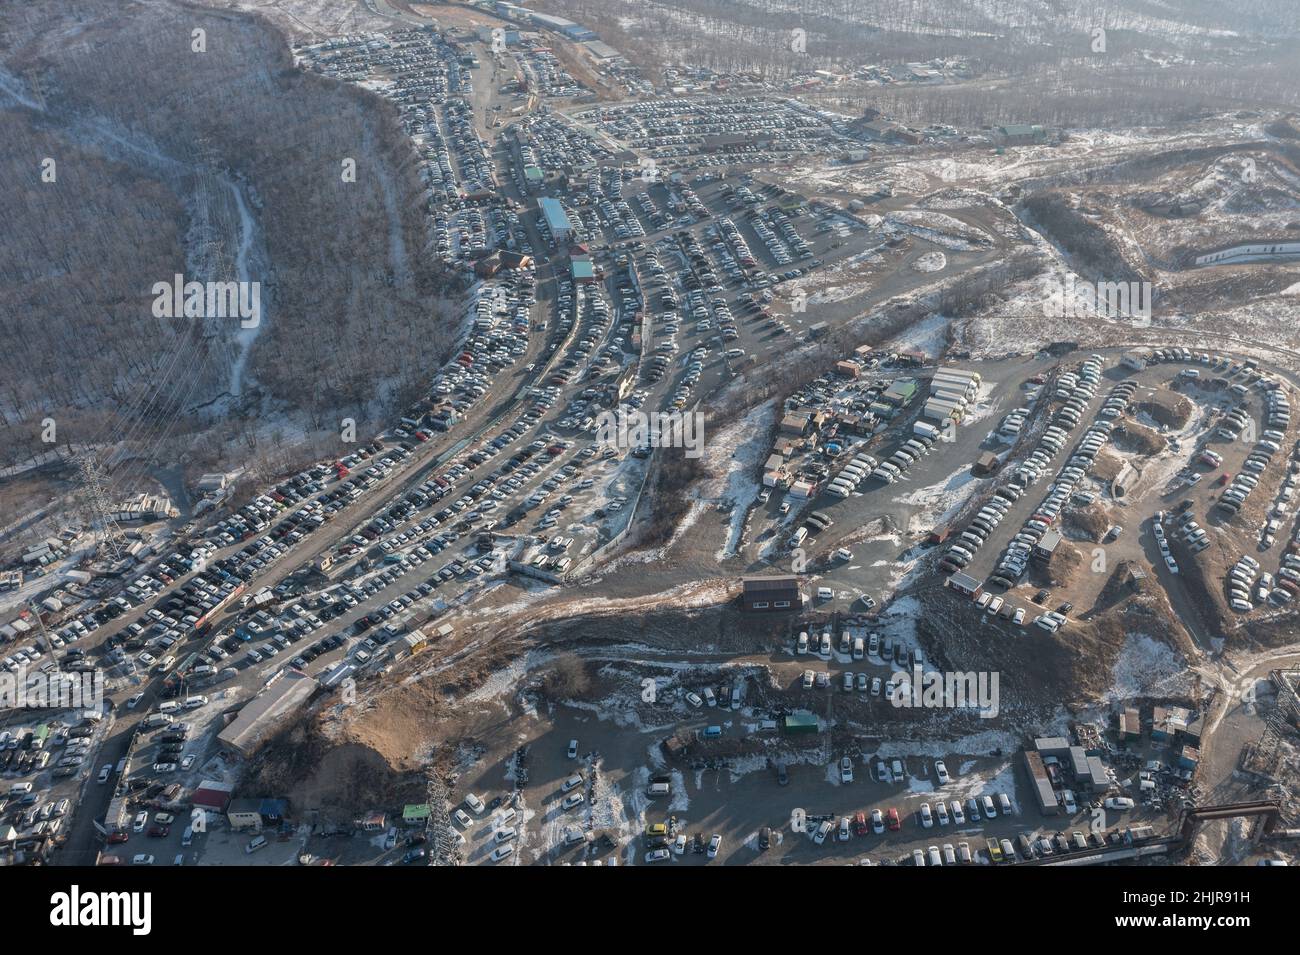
[78,453,125,560]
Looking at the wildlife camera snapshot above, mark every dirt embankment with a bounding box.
[1063,503,1111,542]
[916,581,1192,709]
[240,709,427,819]
[239,580,750,812]
[242,562,1202,812]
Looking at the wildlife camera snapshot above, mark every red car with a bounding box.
[851,811,869,837]
[886,808,901,831]
[107,831,129,845]
[147,825,170,839]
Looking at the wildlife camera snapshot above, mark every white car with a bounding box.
[813,819,833,845]
[919,803,933,828]
[453,809,473,827]
[870,808,885,834]
[1104,797,1136,811]
[464,793,485,815]
[935,801,950,826]
[707,834,722,858]
[561,793,585,811]
[950,800,965,825]
[934,760,951,785]
[490,844,515,862]
[839,756,854,784]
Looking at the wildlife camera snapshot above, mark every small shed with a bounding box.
[783,713,820,735]
[946,572,982,597]
[1119,708,1141,740]
[402,804,432,826]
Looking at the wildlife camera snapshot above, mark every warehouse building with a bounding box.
[538,196,571,243]
[1023,750,1061,815]
[217,671,318,758]
[997,124,1048,145]
[582,40,622,62]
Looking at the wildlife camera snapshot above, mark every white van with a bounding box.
[245,835,268,854]
[816,587,834,601]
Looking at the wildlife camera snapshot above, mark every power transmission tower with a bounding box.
[78,454,124,560]
[425,768,458,866]
[24,69,46,111]
[1250,705,1288,778]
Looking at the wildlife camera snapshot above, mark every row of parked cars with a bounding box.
[587,97,840,166]
[1217,415,1290,521]
[809,789,1013,851]
[871,432,937,485]
[969,360,1119,600]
